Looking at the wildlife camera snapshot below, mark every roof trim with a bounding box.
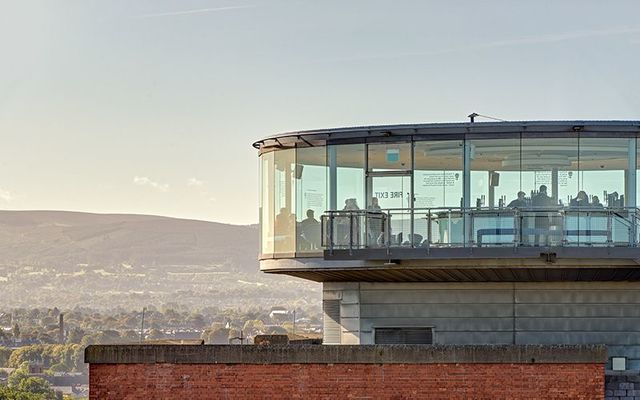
[252,120,640,149]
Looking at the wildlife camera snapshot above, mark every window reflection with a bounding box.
[274,148,296,253]
[260,132,639,256]
[413,140,463,208]
[470,138,521,208]
[332,144,365,212]
[368,142,411,172]
[260,152,274,255]
[296,146,326,252]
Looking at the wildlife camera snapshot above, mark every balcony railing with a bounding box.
[321,207,640,252]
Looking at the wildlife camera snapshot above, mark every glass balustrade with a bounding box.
[321,207,640,251]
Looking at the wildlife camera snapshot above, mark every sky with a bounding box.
[0,0,639,225]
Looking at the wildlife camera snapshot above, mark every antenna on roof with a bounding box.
[468,112,506,123]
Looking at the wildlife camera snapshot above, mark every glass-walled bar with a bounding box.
[258,124,640,258]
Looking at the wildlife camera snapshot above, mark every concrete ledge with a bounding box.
[85,344,607,365]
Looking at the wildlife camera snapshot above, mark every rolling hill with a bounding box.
[0,210,319,311]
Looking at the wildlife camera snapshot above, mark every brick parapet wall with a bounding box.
[90,362,604,400]
[86,345,607,399]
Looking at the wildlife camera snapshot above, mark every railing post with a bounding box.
[630,208,637,248]
[606,211,613,246]
[560,209,566,246]
[468,209,475,247]
[426,210,431,254]
[349,213,353,254]
[410,208,415,248]
[513,209,519,247]
[328,214,334,254]
[386,211,391,254]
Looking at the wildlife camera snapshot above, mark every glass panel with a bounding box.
[413,140,463,208]
[296,146,326,252]
[470,138,522,209]
[428,210,464,246]
[260,152,274,255]
[274,148,296,253]
[368,142,411,172]
[578,137,628,208]
[333,144,365,212]
[472,209,517,246]
[369,175,412,246]
[414,140,464,246]
[521,137,577,246]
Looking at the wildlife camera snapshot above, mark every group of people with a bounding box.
[507,185,603,209]
[504,185,606,246]
[274,207,321,250]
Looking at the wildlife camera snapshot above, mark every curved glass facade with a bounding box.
[259,127,640,258]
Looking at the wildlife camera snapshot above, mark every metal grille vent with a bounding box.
[323,300,341,344]
[374,327,433,344]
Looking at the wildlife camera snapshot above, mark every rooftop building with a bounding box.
[253,120,640,370]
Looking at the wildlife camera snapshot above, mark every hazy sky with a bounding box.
[1,0,639,225]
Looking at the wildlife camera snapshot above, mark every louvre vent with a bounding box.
[323,300,341,344]
[374,327,433,344]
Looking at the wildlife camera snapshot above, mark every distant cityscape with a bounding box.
[0,211,321,399]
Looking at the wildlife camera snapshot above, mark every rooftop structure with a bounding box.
[254,120,640,370]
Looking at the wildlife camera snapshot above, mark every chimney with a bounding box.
[59,313,64,344]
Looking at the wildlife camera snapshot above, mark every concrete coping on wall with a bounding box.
[85,344,607,365]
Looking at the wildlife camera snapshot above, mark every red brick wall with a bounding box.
[90,363,604,399]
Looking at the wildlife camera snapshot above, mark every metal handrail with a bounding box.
[321,207,640,251]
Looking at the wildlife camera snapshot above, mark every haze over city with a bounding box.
[2,0,639,225]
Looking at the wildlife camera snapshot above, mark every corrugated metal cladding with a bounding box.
[374,327,433,344]
[323,299,341,344]
[324,282,640,369]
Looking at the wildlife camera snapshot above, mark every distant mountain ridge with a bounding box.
[0,210,259,271]
[0,210,319,310]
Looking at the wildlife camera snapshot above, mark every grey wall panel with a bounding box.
[361,282,512,290]
[516,289,640,304]
[435,331,514,344]
[362,317,513,332]
[608,345,640,359]
[361,303,513,318]
[325,281,640,368]
[360,289,513,304]
[516,304,640,318]
[515,282,640,290]
[516,317,640,332]
[517,332,640,345]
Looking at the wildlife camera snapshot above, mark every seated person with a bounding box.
[591,195,603,208]
[507,191,527,208]
[570,191,590,207]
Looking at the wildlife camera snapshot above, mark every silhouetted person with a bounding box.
[344,198,360,211]
[275,207,291,232]
[338,198,360,246]
[300,209,321,250]
[508,191,527,208]
[369,197,381,211]
[532,185,553,246]
[570,191,590,207]
[368,197,383,246]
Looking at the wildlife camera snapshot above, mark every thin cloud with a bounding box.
[0,188,13,202]
[318,25,640,63]
[133,5,256,19]
[133,176,169,192]
[187,178,204,187]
